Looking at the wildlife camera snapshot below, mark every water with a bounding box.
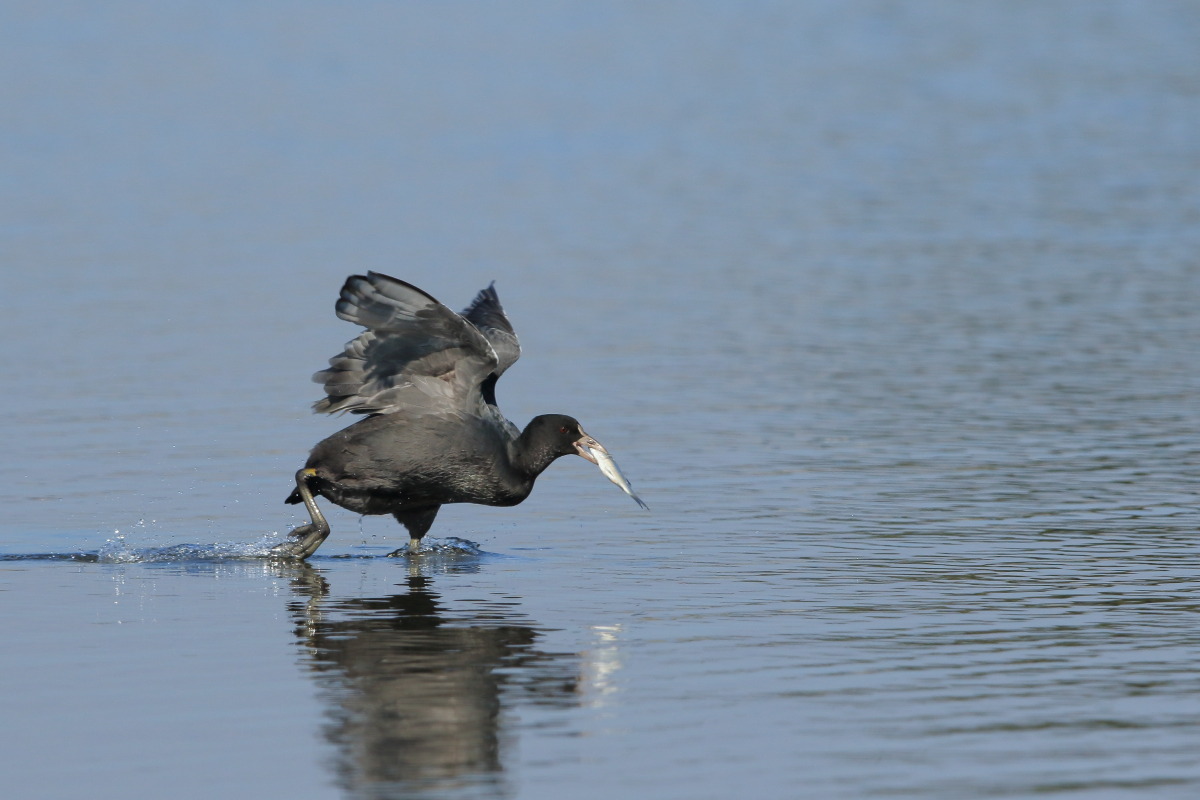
[2,2,1199,798]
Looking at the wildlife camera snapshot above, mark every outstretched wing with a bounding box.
[313,272,499,416]
[460,282,521,378]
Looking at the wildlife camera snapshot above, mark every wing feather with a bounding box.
[460,282,521,377]
[312,273,500,416]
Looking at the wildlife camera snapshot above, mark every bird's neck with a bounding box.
[510,431,565,479]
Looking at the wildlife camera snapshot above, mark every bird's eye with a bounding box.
[559,426,569,434]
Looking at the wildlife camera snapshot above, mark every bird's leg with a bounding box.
[386,506,441,557]
[271,469,331,560]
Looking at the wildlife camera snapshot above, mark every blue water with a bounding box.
[2,2,1199,798]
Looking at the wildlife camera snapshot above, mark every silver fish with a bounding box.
[590,446,648,510]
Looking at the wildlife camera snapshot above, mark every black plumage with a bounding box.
[272,272,615,559]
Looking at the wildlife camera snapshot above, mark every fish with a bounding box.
[590,446,649,510]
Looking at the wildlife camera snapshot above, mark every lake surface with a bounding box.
[2,2,1199,798]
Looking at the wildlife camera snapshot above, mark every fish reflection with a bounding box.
[284,565,579,797]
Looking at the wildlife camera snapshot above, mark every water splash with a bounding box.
[95,533,282,563]
[408,536,485,557]
[1,535,490,564]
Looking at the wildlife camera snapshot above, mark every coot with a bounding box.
[271,272,642,559]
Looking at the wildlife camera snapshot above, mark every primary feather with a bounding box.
[312,273,513,416]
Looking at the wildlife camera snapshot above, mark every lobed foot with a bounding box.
[272,468,331,560]
[270,522,330,560]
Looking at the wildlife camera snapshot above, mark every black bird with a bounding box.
[272,272,642,559]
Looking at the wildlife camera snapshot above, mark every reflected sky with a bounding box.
[2,2,1199,798]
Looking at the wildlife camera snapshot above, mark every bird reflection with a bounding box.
[284,563,579,798]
